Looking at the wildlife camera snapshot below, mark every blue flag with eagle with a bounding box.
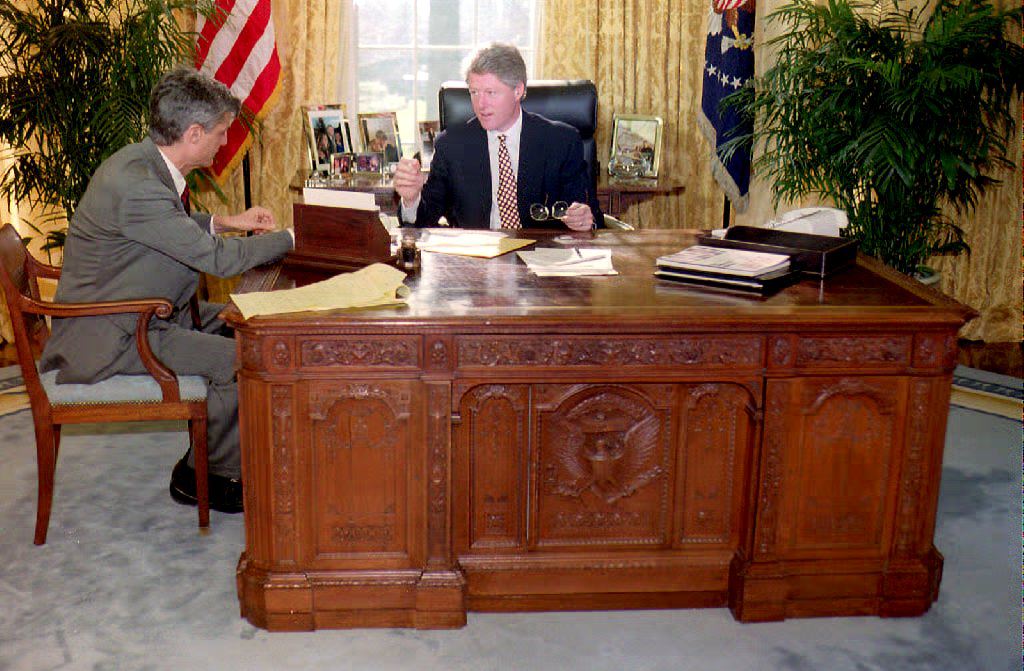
[698,0,756,213]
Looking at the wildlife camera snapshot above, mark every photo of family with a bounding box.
[305,105,351,172]
[358,112,401,164]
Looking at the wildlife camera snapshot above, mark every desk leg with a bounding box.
[415,380,467,628]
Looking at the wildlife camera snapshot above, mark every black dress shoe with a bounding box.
[169,458,244,514]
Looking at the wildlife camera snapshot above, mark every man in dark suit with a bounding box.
[393,43,601,230]
[39,67,295,513]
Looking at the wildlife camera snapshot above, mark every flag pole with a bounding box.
[242,152,252,210]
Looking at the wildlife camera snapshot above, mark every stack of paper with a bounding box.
[416,228,534,258]
[654,245,792,293]
[516,247,617,276]
[657,245,790,276]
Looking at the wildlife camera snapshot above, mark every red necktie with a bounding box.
[496,134,520,230]
[181,185,191,215]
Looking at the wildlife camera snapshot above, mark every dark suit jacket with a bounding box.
[40,138,293,384]
[404,111,602,229]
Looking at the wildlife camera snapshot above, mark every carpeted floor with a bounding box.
[0,368,1018,671]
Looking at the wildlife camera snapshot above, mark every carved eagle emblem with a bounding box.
[548,393,663,504]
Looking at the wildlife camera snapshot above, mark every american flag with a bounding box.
[697,0,755,213]
[195,0,282,183]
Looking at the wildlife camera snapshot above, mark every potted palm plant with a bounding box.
[0,0,213,258]
[722,0,1024,276]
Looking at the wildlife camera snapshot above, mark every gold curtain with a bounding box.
[540,0,1021,343]
[539,0,722,231]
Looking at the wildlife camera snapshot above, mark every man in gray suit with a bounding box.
[40,67,295,513]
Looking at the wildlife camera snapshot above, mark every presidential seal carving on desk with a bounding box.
[543,389,664,505]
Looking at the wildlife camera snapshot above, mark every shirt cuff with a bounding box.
[400,196,420,223]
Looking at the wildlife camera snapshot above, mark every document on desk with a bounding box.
[416,228,535,258]
[516,247,617,276]
[230,263,410,319]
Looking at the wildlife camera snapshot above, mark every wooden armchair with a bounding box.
[0,224,209,544]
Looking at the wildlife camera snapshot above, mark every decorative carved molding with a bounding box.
[756,389,786,556]
[464,385,527,548]
[271,385,295,560]
[301,338,418,367]
[270,339,291,368]
[895,380,931,557]
[769,336,793,368]
[308,383,411,421]
[797,336,909,367]
[241,337,261,369]
[914,333,959,371]
[429,339,448,368]
[427,383,452,565]
[807,378,896,415]
[458,336,761,368]
[678,384,742,544]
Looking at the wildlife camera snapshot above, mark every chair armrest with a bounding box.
[22,295,185,403]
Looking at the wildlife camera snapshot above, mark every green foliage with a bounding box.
[721,0,1024,274]
[0,0,211,246]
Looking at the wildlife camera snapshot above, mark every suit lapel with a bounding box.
[517,112,541,213]
[464,122,491,218]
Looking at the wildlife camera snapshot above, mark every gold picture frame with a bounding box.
[303,104,352,172]
[358,112,402,164]
[609,114,664,178]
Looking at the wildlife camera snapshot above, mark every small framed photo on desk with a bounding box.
[610,114,664,178]
[355,152,383,174]
[304,104,352,173]
[358,112,402,164]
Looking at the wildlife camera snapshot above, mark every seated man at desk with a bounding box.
[393,43,601,231]
[40,67,295,514]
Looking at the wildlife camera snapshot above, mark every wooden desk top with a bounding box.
[228,229,972,331]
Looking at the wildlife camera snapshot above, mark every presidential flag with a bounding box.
[195,0,282,183]
[697,0,755,213]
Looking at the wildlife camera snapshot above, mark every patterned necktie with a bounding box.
[181,185,191,215]
[496,134,519,230]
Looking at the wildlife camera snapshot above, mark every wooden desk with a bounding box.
[295,172,684,218]
[225,229,973,630]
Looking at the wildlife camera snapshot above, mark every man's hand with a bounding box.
[392,158,426,205]
[217,207,276,234]
[562,202,594,231]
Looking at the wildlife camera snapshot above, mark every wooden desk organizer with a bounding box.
[286,202,395,272]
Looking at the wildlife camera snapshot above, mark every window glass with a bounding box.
[354,0,538,156]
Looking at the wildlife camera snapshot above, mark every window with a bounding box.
[353,0,539,157]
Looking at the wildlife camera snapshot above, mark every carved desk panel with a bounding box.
[226,229,973,630]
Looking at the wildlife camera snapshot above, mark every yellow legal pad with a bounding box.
[230,263,410,319]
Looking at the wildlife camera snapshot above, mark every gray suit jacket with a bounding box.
[40,138,293,384]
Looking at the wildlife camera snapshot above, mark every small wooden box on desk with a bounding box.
[286,201,395,272]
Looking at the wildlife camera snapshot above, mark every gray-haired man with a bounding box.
[393,43,601,230]
[40,67,294,513]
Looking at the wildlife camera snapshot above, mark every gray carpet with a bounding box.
[0,386,1018,670]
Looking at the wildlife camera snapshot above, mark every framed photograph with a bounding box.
[358,112,402,164]
[609,114,664,178]
[331,152,354,175]
[304,104,352,172]
[354,152,383,174]
[417,120,440,161]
